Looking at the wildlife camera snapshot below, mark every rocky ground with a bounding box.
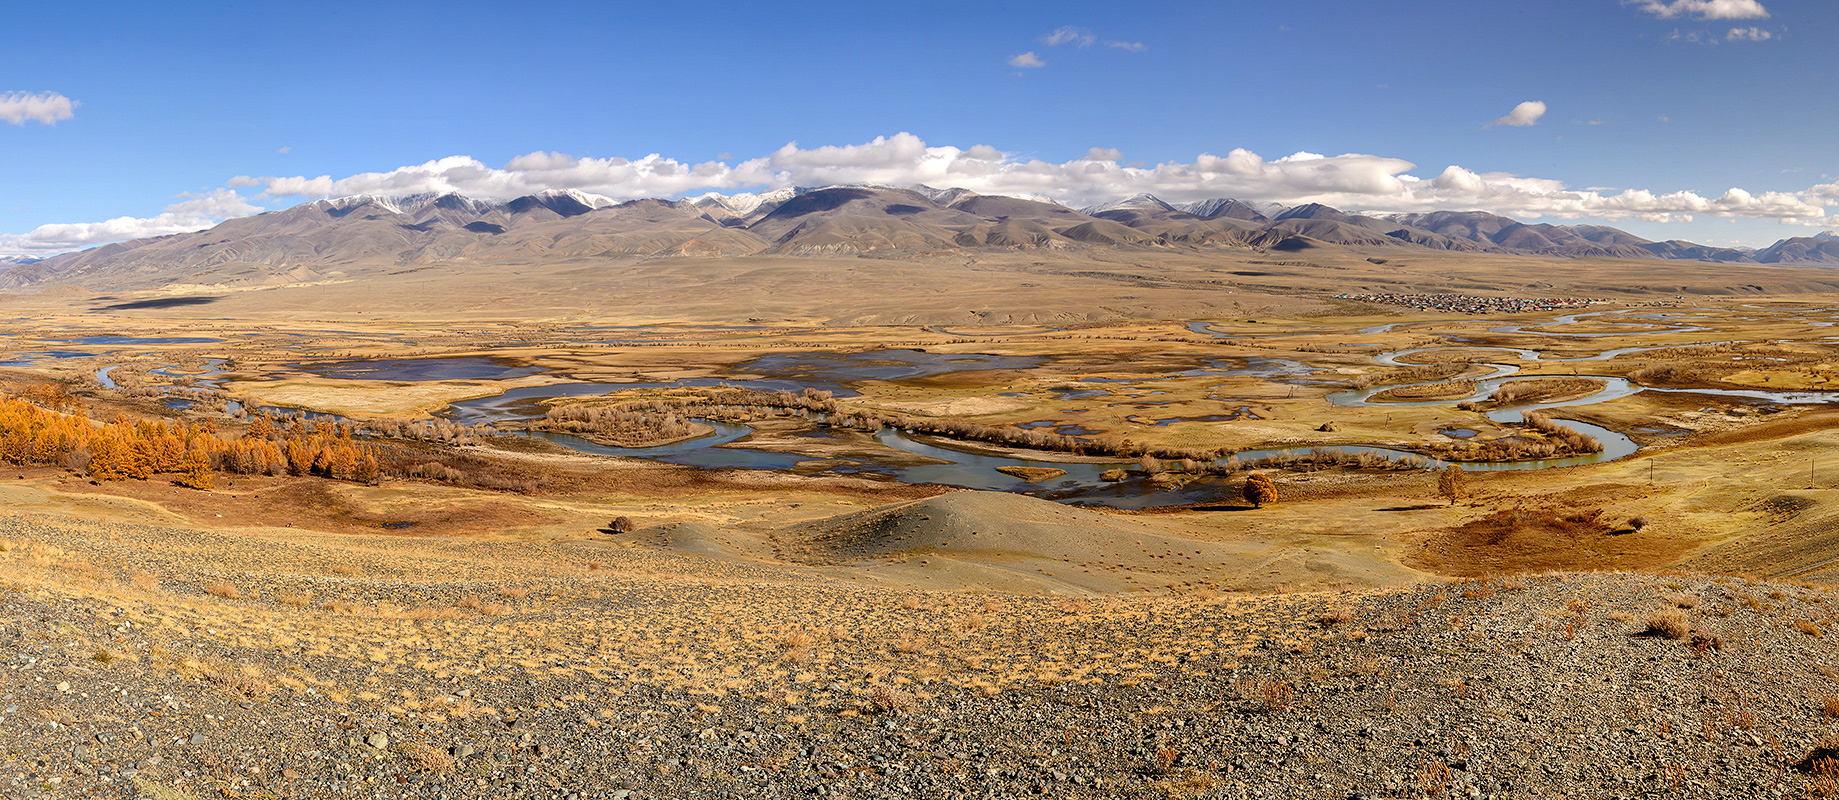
[7,510,1839,799]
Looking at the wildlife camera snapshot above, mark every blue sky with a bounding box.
[2,0,1834,255]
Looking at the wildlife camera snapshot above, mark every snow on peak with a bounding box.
[907,184,978,205]
[1816,230,1839,241]
[1080,193,1174,215]
[690,187,795,216]
[527,188,616,210]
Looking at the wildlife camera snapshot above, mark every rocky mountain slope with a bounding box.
[8,502,1839,800]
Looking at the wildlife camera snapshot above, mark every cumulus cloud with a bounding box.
[1634,0,1768,19]
[1008,51,1046,68]
[0,190,261,256]
[227,132,1829,227]
[1490,101,1548,128]
[16,133,1834,255]
[1727,26,1773,40]
[0,91,77,126]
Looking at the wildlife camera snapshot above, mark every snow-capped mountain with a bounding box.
[1079,193,1176,215]
[688,187,796,219]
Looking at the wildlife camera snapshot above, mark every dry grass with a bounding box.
[498,585,532,599]
[198,661,272,700]
[1661,591,1700,609]
[400,740,454,774]
[331,564,363,576]
[867,684,916,714]
[203,581,242,599]
[1646,609,1690,640]
[1262,680,1295,713]
[130,570,159,592]
[1317,608,1355,627]
[1801,619,1826,638]
[1820,695,1839,720]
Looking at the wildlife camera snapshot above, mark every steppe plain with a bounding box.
[11,247,1839,798]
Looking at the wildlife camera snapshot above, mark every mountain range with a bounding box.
[4,185,1837,292]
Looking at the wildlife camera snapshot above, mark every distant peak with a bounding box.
[1079,193,1174,215]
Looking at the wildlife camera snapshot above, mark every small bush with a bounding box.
[1821,695,1839,719]
[1317,608,1355,627]
[867,684,916,714]
[400,740,453,774]
[203,582,242,599]
[1646,609,1690,640]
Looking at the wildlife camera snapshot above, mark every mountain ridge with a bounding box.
[6,185,1836,292]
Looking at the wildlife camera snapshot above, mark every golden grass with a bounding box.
[203,581,242,599]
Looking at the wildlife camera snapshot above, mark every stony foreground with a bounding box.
[6,512,1839,799]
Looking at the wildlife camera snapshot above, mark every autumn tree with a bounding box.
[1243,472,1278,508]
[175,448,214,490]
[1437,465,1468,506]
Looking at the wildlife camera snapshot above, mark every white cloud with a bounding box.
[1635,0,1768,19]
[1726,26,1773,40]
[228,132,1830,227]
[1008,51,1046,68]
[1490,100,1547,128]
[1043,26,1094,47]
[0,91,77,126]
[1038,26,1142,53]
[0,190,261,255]
[276,145,292,154]
[15,133,1834,255]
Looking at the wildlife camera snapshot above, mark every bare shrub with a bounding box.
[199,662,271,699]
[400,740,453,774]
[1317,608,1355,627]
[867,684,916,714]
[1646,609,1690,640]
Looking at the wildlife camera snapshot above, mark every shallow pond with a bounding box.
[291,356,545,382]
